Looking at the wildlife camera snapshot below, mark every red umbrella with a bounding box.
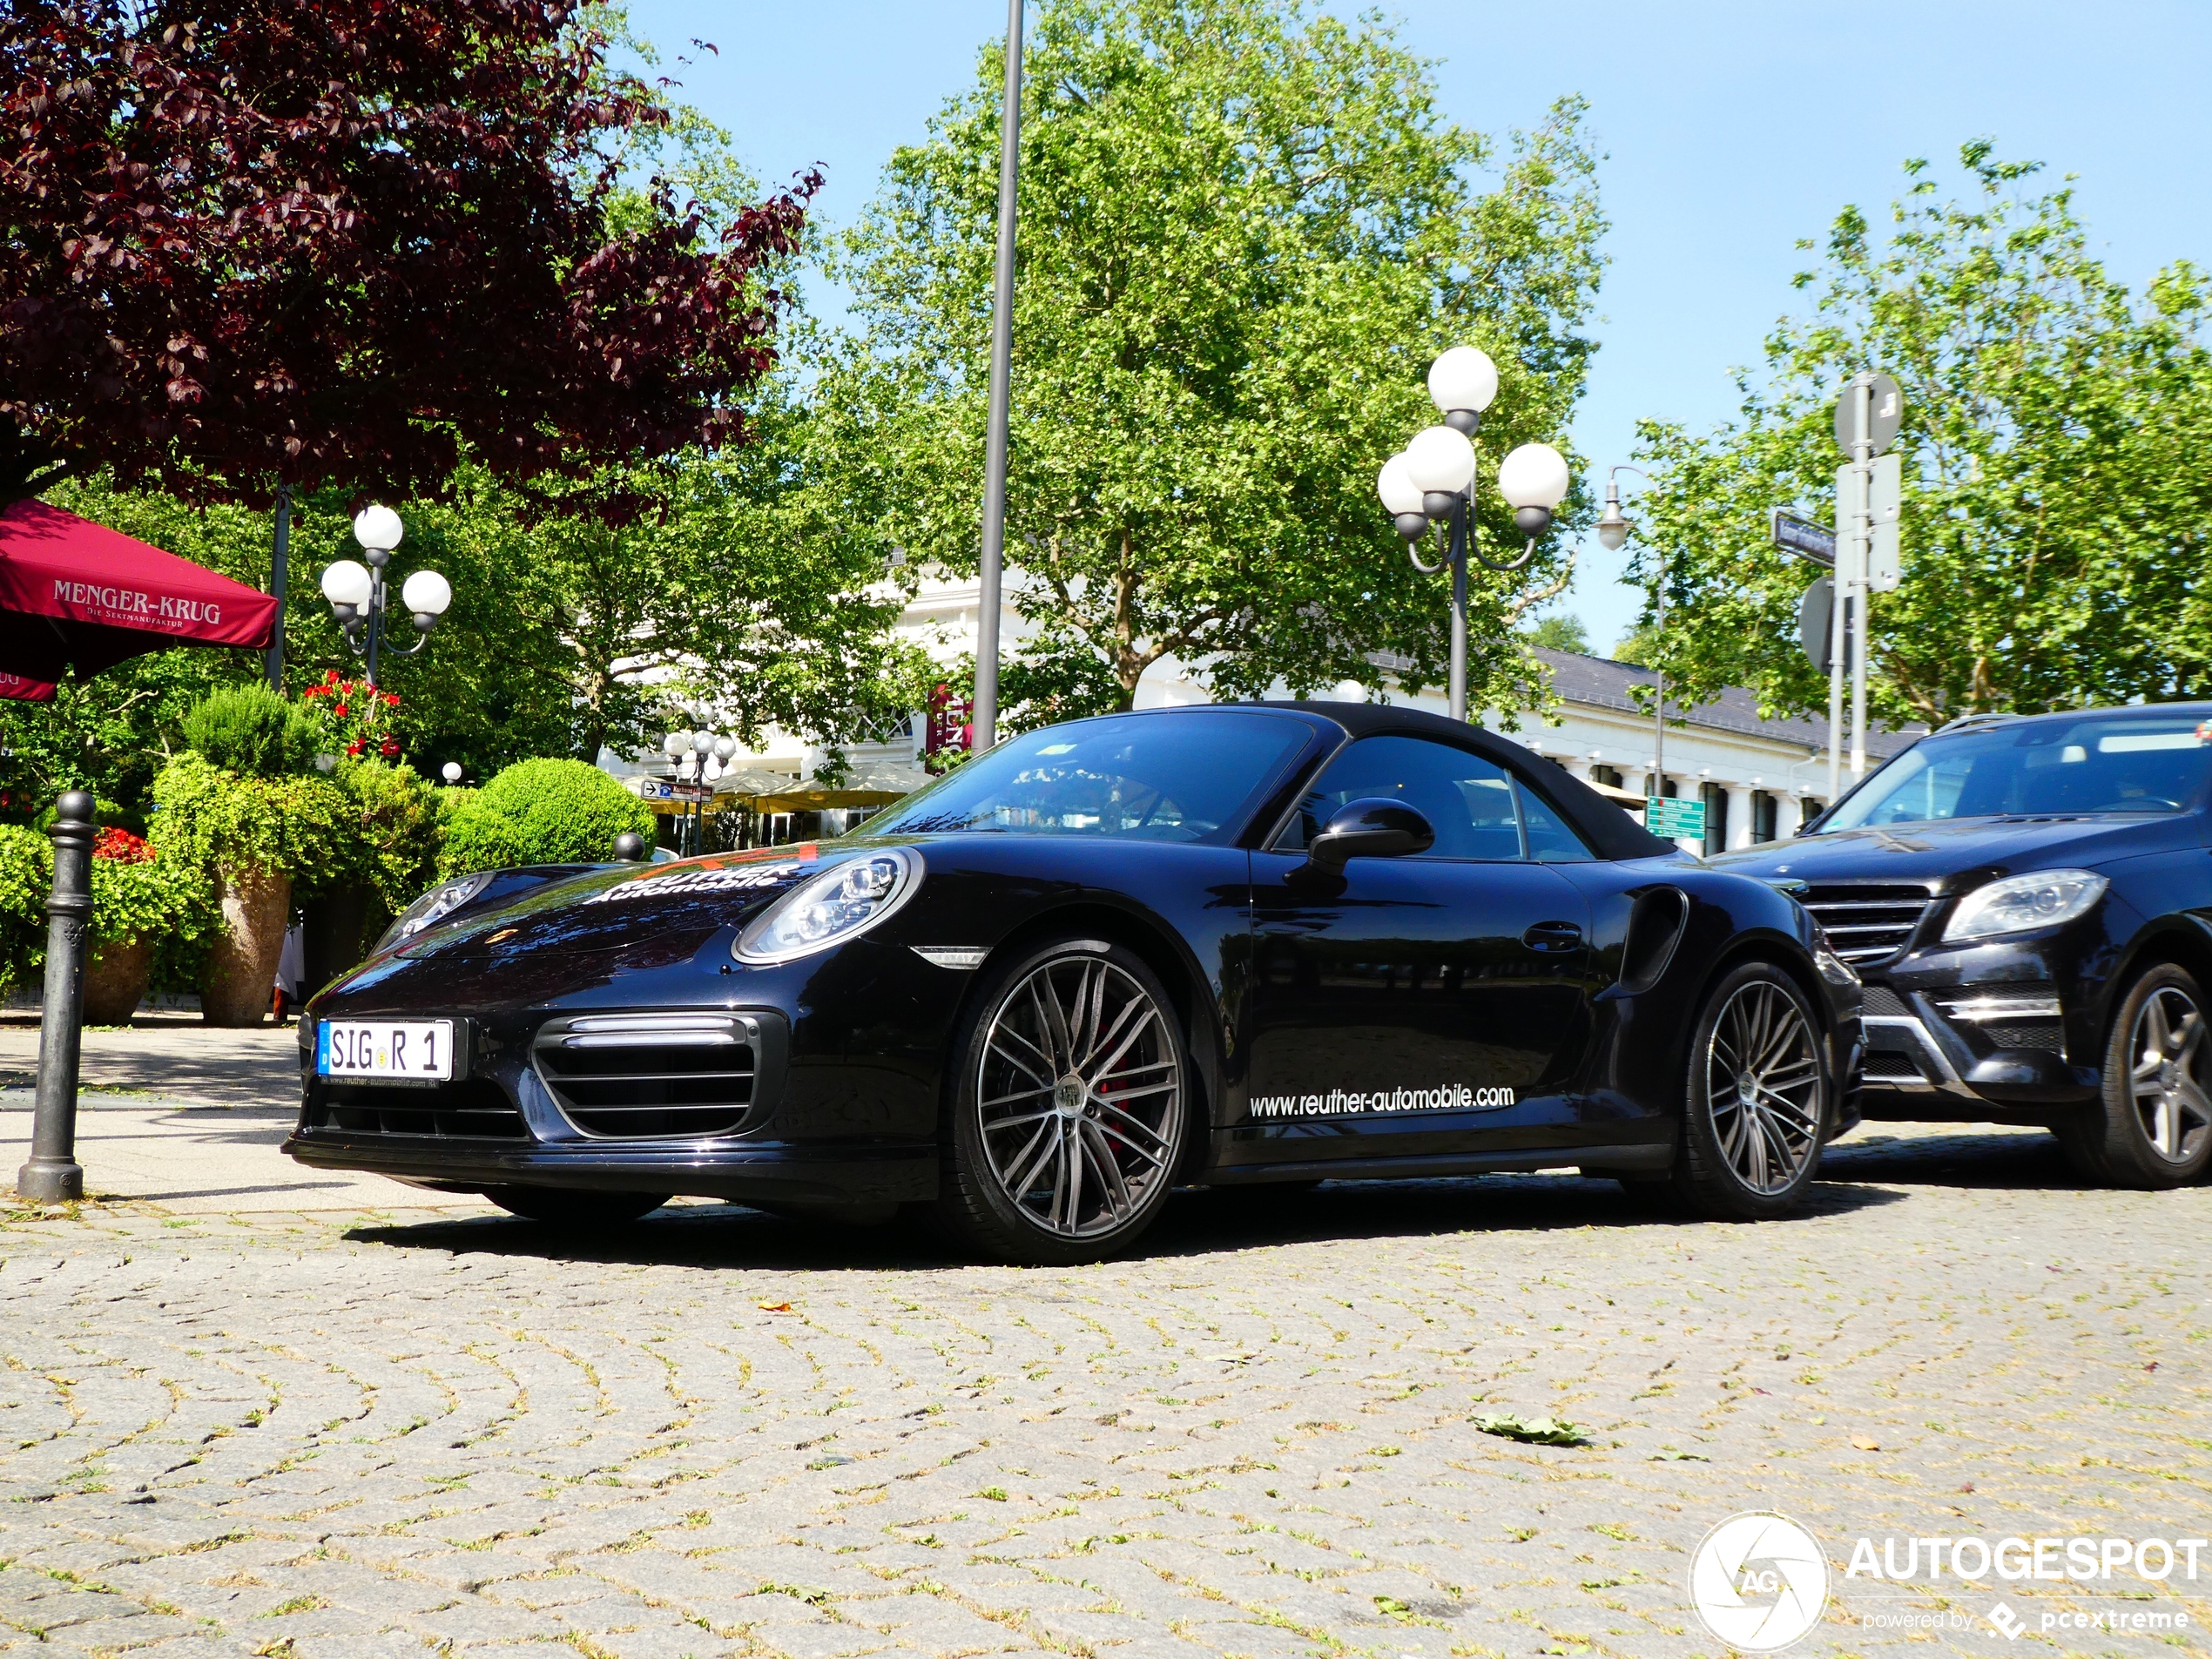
[0,500,279,684]
[0,671,57,704]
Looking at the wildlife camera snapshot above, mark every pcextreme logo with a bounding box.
[1688,1511,1831,1653]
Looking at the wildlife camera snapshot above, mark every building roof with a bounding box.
[1528,646,1925,759]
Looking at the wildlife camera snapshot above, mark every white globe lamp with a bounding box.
[1426,347,1498,424]
[400,570,452,617]
[353,504,404,554]
[1497,442,1572,535]
[1404,425,1477,509]
[320,559,373,611]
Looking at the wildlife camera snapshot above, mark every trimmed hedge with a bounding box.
[454,758,653,869]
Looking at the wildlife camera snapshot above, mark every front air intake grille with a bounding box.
[1861,984,1910,1018]
[534,1013,758,1139]
[312,1077,528,1139]
[1800,884,1937,967]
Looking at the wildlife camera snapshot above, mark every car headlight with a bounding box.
[1941,869,2107,943]
[382,870,496,949]
[734,848,921,964]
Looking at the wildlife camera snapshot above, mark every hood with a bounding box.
[1708,813,2185,894]
[394,844,835,961]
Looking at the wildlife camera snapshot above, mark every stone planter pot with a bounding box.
[200,867,293,1027]
[82,935,152,1025]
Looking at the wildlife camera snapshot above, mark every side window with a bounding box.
[1516,781,1595,862]
[1277,735,1527,860]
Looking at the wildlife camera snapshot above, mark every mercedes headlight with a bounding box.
[381,870,496,950]
[1942,869,2107,943]
[734,848,921,964]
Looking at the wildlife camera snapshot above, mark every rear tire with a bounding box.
[2062,963,2212,1189]
[936,936,1190,1264]
[1669,961,1830,1220]
[482,1187,668,1226]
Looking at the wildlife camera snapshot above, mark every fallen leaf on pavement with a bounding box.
[758,1300,793,1312]
[1851,1433,1881,1451]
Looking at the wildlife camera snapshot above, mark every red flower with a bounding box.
[346,739,363,756]
[385,692,400,706]
[380,738,400,757]
[323,669,341,685]
[92,826,152,862]
[333,703,348,718]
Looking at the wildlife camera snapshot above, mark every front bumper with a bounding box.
[285,1130,937,1204]
[1857,942,2099,1117]
[283,1001,940,1204]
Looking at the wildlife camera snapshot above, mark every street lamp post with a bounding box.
[1375,347,1571,723]
[319,506,453,687]
[1594,466,1660,788]
[659,724,732,856]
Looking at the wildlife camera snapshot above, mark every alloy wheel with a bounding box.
[1703,980,1822,1195]
[2128,985,2211,1165]
[975,954,1182,1240]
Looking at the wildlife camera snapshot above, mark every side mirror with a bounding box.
[1306,797,1435,873]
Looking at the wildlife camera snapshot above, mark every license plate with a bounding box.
[317,1020,455,1083]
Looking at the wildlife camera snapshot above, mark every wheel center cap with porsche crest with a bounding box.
[1054,1078,1088,1117]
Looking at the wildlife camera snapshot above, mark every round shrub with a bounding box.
[469,759,654,867]
[182,683,321,778]
[436,799,529,879]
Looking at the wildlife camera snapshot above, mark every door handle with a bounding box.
[1521,920,1584,953]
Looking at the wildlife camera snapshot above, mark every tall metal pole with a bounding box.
[973,0,1024,754]
[1447,502,1468,723]
[1848,379,1872,780]
[1653,548,1666,795]
[264,486,291,692]
[1826,382,1858,805]
[17,791,95,1203]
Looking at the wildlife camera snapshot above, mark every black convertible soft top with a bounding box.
[1264,700,1677,863]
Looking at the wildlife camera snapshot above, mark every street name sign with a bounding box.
[1770,510,1836,566]
[1646,796,1707,840]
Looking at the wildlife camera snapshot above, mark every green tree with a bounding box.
[1626,143,2212,725]
[1523,614,1590,654]
[819,0,1605,712]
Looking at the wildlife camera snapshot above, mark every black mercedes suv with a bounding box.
[1710,701,2212,1188]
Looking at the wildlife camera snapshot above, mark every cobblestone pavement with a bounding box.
[2,1125,2206,1658]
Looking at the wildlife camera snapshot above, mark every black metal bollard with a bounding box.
[17,790,94,1203]
[610,831,649,862]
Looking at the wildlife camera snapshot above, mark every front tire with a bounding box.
[482,1187,668,1226]
[1669,961,1830,1220]
[2061,963,2212,1189]
[937,936,1190,1264]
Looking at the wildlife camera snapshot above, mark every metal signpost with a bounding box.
[1827,371,1901,800]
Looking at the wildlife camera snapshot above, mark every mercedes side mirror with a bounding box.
[1306,798,1435,873]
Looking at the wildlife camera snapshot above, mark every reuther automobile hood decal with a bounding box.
[402,845,826,959]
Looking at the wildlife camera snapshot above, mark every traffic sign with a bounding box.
[1867,453,1902,591]
[1834,371,1903,456]
[1646,795,1707,840]
[1798,576,1833,672]
[1770,510,1835,566]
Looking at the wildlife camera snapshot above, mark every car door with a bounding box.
[1239,734,1595,1166]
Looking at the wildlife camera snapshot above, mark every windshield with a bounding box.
[866,710,1314,843]
[1818,711,2212,831]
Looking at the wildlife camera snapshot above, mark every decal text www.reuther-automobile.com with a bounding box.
[1249,1085,1515,1118]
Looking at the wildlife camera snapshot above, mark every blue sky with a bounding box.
[628,0,2212,655]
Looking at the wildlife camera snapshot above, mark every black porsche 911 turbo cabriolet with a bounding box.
[287,703,1865,1263]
